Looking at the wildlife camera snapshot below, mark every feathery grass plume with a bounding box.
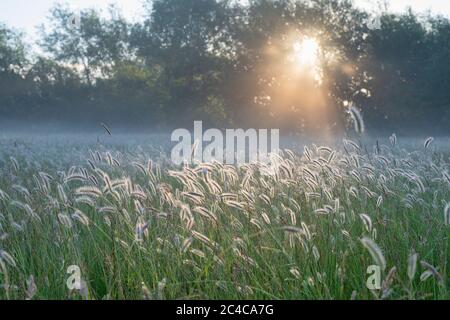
[57,184,68,203]
[192,206,218,224]
[312,246,320,261]
[225,200,246,211]
[318,146,332,154]
[182,191,204,205]
[238,252,256,267]
[241,190,254,204]
[78,280,89,300]
[420,270,433,282]
[205,176,222,194]
[88,175,99,186]
[156,278,167,300]
[24,204,41,221]
[0,188,9,201]
[362,165,375,175]
[190,248,206,259]
[376,155,389,165]
[372,228,378,240]
[359,214,373,232]
[287,208,296,225]
[98,207,116,214]
[424,137,434,149]
[191,230,218,249]
[58,213,73,228]
[141,282,151,300]
[300,222,312,241]
[250,218,262,230]
[112,158,120,167]
[134,199,145,215]
[413,177,426,193]
[39,171,53,181]
[348,105,365,134]
[11,221,24,232]
[259,194,271,206]
[315,208,329,215]
[261,212,271,225]
[12,185,31,198]
[407,252,418,281]
[86,159,96,171]
[100,122,112,135]
[360,237,386,271]
[10,157,19,172]
[290,267,301,279]
[443,171,450,184]
[65,173,87,183]
[303,146,312,161]
[351,171,362,183]
[0,250,16,268]
[94,151,102,162]
[26,275,37,300]
[282,226,304,234]
[285,149,296,159]
[72,210,90,226]
[344,139,361,151]
[131,189,147,200]
[349,186,358,198]
[382,266,397,291]
[419,261,444,286]
[444,203,450,226]
[303,167,316,180]
[181,237,193,253]
[327,151,336,163]
[105,152,113,166]
[135,219,149,243]
[376,196,383,208]
[389,134,397,147]
[118,208,131,223]
[75,186,102,198]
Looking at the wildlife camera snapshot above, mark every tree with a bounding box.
[366,10,450,134]
[132,0,234,126]
[0,1,449,134]
[39,4,131,86]
[223,0,371,132]
[0,24,29,118]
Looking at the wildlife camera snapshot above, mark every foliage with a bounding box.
[0,1,449,134]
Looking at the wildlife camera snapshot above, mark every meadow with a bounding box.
[0,133,448,300]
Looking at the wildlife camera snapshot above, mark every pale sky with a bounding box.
[1,0,449,43]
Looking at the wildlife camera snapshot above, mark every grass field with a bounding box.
[0,134,448,300]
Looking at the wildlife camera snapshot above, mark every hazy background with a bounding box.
[1,0,449,136]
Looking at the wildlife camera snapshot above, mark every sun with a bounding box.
[293,37,320,67]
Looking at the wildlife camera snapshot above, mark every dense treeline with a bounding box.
[0,0,449,134]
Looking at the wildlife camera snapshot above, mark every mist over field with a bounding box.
[0,0,449,301]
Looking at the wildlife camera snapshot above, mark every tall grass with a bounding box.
[0,135,448,300]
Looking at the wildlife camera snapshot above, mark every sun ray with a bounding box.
[293,37,320,67]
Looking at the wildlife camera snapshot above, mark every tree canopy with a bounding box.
[0,0,449,134]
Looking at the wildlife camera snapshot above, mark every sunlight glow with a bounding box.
[289,36,323,84]
[293,37,320,67]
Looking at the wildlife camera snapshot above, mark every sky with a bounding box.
[1,0,449,43]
